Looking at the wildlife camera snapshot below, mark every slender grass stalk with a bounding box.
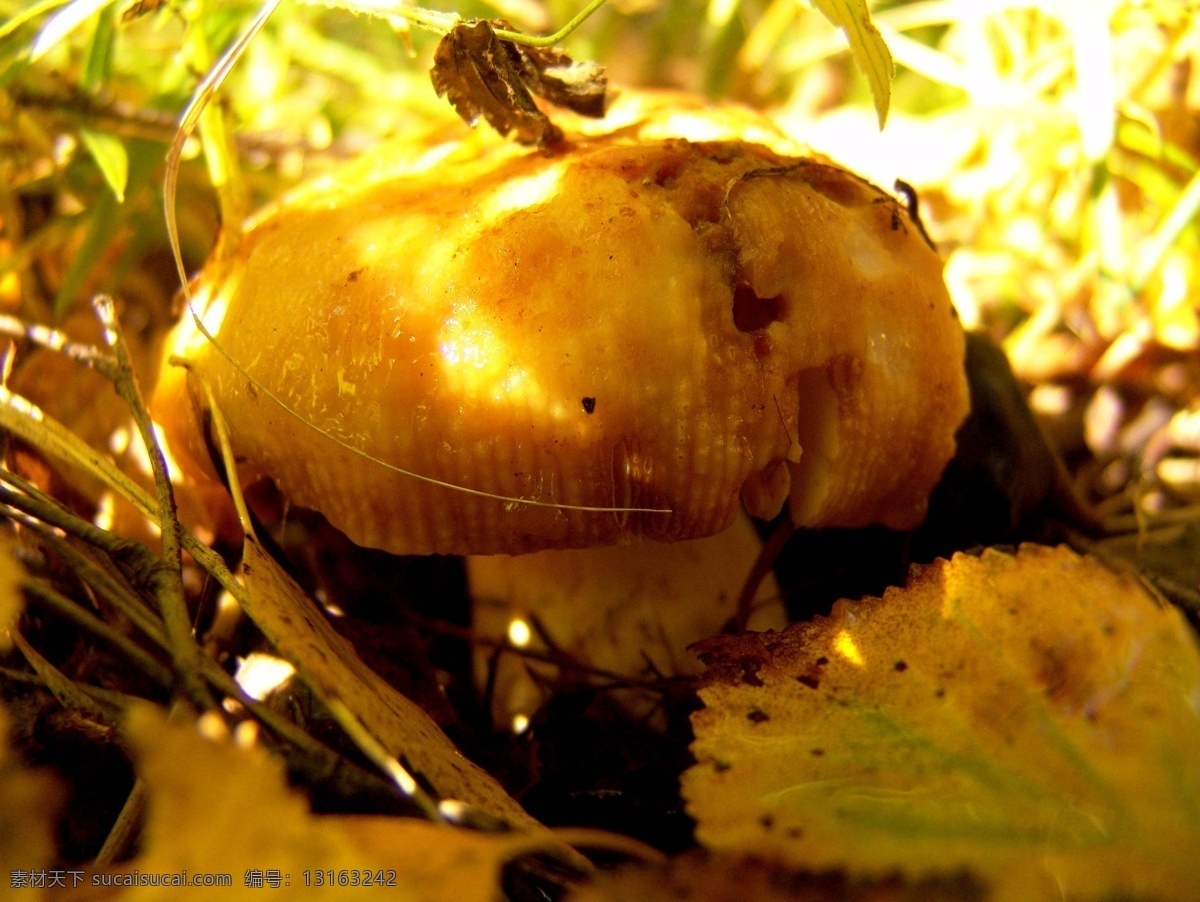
[21,578,174,689]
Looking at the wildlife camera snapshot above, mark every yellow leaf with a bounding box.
[806,0,894,128]
[0,535,59,884]
[682,545,1200,901]
[0,533,23,651]
[112,704,569,900]
[565,850,981,901]
[80,128,129,203]
[238,536,537,829]
[1,705,60,885]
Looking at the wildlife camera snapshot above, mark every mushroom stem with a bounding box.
[468,510,785,728]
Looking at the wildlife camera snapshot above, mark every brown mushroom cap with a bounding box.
[158,94,969,556]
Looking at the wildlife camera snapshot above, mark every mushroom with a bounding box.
[154,93,969,723]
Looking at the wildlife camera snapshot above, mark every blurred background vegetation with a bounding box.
[1,0,1198,521]
[2,0,1199,872]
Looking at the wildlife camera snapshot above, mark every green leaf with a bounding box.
[28,0,114,63]
[806,0,894,128]
[80,127,128,202]
[82,0,115,87]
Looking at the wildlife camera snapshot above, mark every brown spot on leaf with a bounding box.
[691,633,773,687]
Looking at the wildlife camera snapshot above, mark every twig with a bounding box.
[6,510,166,649]
[12,631,115,723]
[10,83,331,161]
[734,516,795,631]
[95,779,146,868]
[20,578,174,689]
[93,294,212,712]
[0,664,138,710]
[13,504,356,785]
[399,606,687,692]
[0,314,114,367]
[324,698,441,820]
[0,473,149,567]
[0,381,245,599]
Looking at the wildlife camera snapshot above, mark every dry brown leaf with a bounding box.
[512,43,608,118]
[682,545,1200,902]
[99,704,569,900]
[430,19,608,147]
[239,536,537,829]
[430,20,562,146]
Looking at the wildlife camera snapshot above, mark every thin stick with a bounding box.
[7,510,166,648]
[0,664,141,710]
[93,296,211,712]
[0,313,113,367]
[94,779,146,868]
[12,631,114,723]
[0,385,245,600]
[21,578,173,689]
[303,0,609,47]
[735,516,794,631]
[0,473,149,566]
[324,698,441,820]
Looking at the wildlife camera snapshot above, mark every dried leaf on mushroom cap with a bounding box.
[430,19,610,147]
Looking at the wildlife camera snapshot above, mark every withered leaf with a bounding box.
[431,20,562,147]
[431,20,610,146]
[683,545,1200,901]
[238,535,539,830]
[112,704,570,901]
[513,44,609,118]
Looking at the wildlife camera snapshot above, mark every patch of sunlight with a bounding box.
[477,167,563,222]
[832,629,865,668]
[437,299,545,409]
[235,652,296,702]
[507,618,532,648]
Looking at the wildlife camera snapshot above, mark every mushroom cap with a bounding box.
[159,94,969,556]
